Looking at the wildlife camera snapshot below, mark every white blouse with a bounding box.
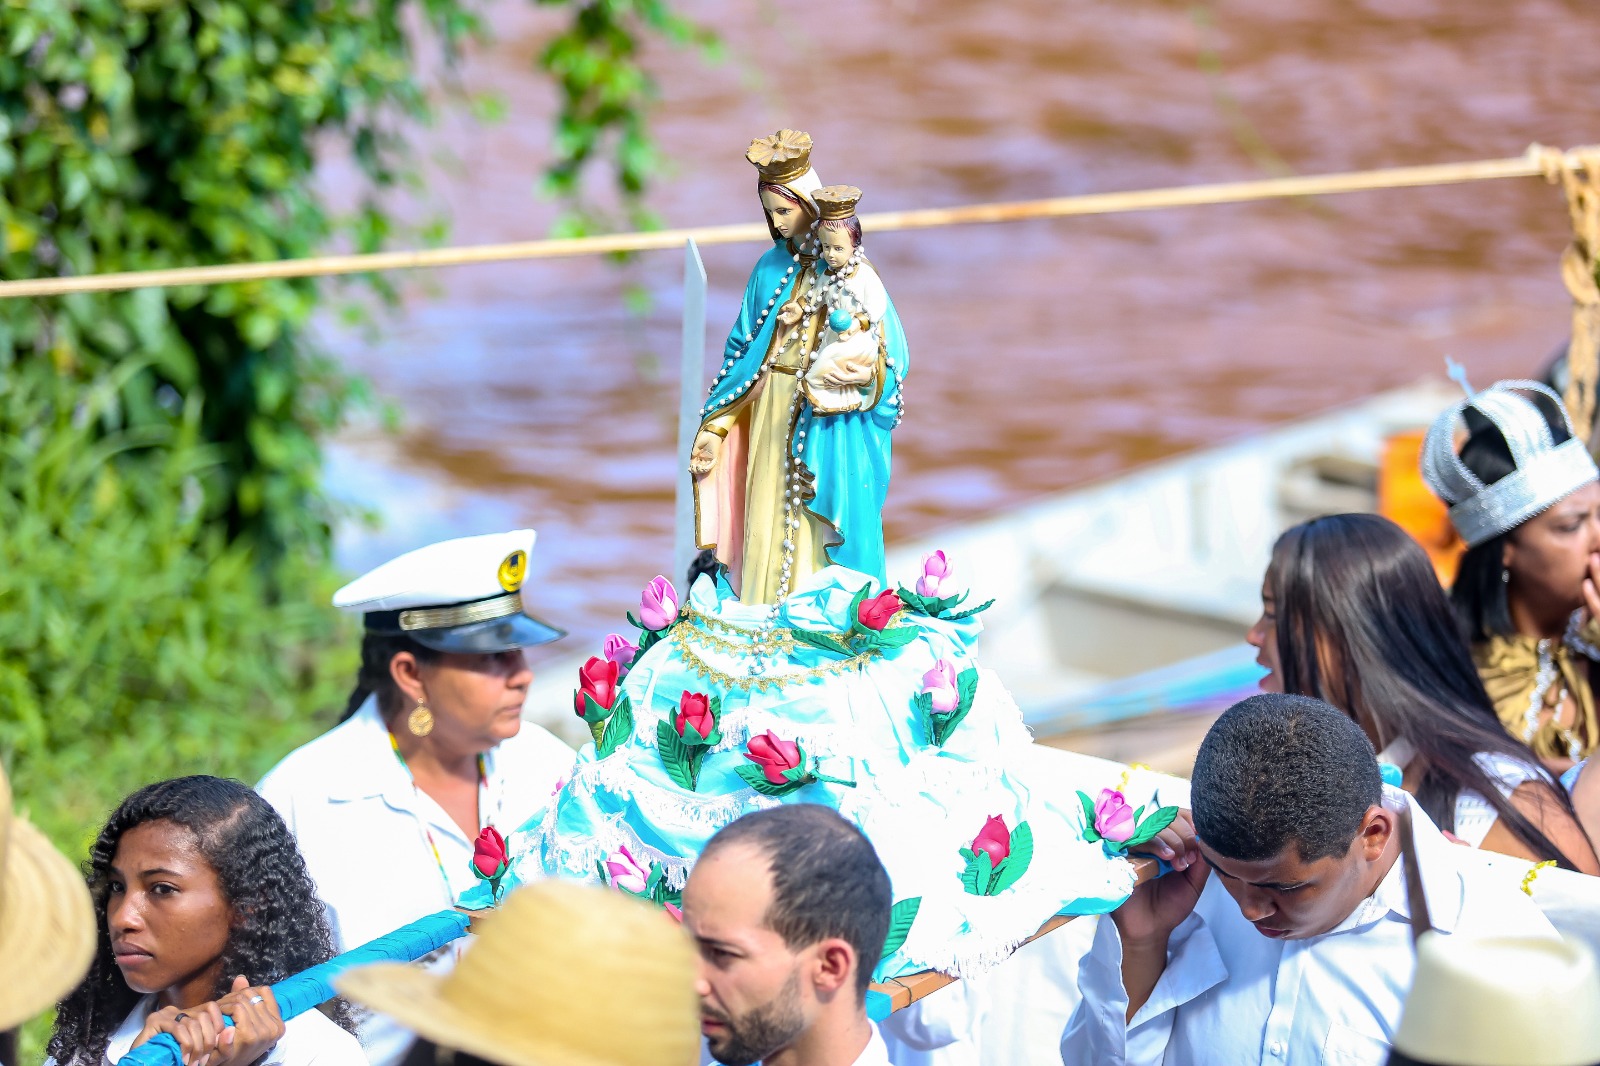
[258,699,575,1066]
[1377,738,1544,846]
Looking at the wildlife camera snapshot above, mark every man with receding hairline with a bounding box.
[683,804,893,1066]
[1061,693,1559,1066]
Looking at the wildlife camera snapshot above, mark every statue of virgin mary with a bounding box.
[689,131,910,605]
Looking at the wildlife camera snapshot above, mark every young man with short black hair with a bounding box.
[684,804,893,1066]
[1061,693,1559,1066]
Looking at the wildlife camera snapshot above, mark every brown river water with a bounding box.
[316,0,1600,660]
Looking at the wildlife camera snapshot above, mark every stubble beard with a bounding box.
[706,970,807,1066]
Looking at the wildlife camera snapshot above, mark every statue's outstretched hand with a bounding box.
[690,430,721,477]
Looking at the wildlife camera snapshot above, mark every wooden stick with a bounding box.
[0,144,1590,300]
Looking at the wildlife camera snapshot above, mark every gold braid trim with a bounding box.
[671,634,881,693]
[678,625,795,657]
[682,605,792,640]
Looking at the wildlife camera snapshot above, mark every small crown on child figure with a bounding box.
[814,185,862,221]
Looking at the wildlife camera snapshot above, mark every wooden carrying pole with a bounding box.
[0,144,1593,300]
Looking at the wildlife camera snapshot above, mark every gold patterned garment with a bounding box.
[1474,615,1600,761]
[700,307,838,605]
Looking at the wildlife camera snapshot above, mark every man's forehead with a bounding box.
[685,843,776,926]
[1199,839,1325,883]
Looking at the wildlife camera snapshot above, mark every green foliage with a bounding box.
[0,359,356,854]
[538,0,719,234]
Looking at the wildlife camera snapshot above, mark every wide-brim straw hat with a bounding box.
[337,881,700,1066]
[0,763,97,1031]
[1394,932,1600,1065]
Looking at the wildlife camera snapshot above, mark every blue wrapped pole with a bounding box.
[120,910,472,1066]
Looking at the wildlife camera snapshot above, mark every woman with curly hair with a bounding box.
[47,777,365,1066]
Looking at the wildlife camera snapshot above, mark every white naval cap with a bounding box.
[334,529,564,653]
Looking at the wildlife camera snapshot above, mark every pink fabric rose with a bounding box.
[920,660,960,713]
[1094,789,1138,843]
[745,731,803,785]
[857,589,903,631]
[604,845,650,894]
[676,692,716,741]
[639,576,680,631]
[971,815,1011,866]
[472,826,508,879]
[917,550,955,599]
[603,633,639,669]
[574,656,619,718]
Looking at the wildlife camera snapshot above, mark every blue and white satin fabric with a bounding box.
[477,565,1138,983]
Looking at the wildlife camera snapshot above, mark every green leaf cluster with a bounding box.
[957,823,1034,896]
[0,358,355,857]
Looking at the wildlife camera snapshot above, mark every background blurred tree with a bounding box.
[0,0,706,977]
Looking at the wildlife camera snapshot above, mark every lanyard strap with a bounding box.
[387,731,490,898]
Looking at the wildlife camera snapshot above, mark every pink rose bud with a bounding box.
[920,660,960,713]
[472,826,508,879]
[1094,788,1139,844]
[604,845,650,895]
[639,576,680,632]
[916,550,954,598]
[745,730,803,785]
[676,691,716,741]
[603,633,639,669]
[971,815,1011,866]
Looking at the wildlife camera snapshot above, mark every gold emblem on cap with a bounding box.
[498,550,527,592]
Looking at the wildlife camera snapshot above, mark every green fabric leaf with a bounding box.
[881,897,922,957]
[596,696,633,758]
[960,849,994,896]
[895,585,935,616]
[869,625,921,651]
[990,822,1034,894]
[940,598,997,622]
[1122,805,1182,849]
[657,718,698,791]
[927,668,980,744]
[791,627,853,657]
[734,761,805,796]
[846,583,873,635]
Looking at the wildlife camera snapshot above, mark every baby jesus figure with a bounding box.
[805,308,879,413]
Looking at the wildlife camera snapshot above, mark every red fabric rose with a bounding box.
[574,655,620,717]
[676,692,716,740]
[971,815,1011,866]
[745,731,803,785]
[472,826,508,878]
[857,590,904,631]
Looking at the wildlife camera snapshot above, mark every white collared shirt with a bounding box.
[258,699,575,1066]
[1061,789,1559,1066]
[749,1023,891,1066]
[86,995,365,1066]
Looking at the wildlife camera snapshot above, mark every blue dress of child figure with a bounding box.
[689,130,908,604]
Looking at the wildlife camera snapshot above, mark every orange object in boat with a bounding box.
[1379,429,1462,586]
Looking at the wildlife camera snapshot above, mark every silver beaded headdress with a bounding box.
[1421,379,1599,547]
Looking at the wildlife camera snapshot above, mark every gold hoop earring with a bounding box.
[407,700,434,738]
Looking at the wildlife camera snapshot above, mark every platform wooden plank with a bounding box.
[868,856,1158,1013]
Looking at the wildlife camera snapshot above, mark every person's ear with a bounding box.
[390,652,427,705]
[810,937,857,1000]
[1356,804,1394,862]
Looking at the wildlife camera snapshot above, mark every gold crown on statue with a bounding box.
[812,185,862,221]
[746,129,813,184]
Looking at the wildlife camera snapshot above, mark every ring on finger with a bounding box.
[249,995,264,1004]
[174,1013,190,1023]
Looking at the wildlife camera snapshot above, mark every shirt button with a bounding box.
[1269,1041,1286,1057]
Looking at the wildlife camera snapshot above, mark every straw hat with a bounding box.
[337,882,700,1066]
[0,762,97,1031]
[1394,933,1600,1065]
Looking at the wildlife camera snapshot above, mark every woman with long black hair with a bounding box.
[1247,513,1598,873]
[47,776,364,1066]
[1422,380,1600,771]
